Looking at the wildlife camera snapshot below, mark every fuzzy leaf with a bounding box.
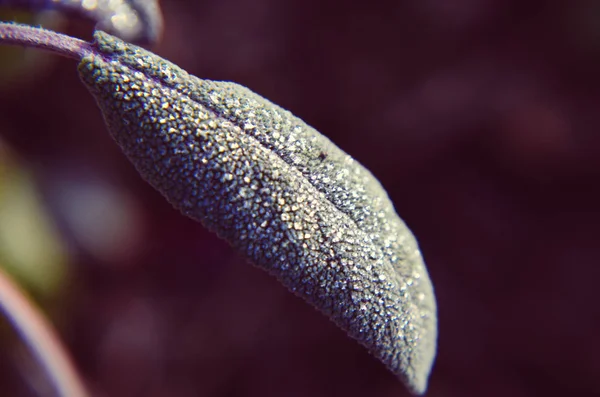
[77,31,438,394]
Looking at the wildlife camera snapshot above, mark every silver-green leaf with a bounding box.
[78,31,437,394]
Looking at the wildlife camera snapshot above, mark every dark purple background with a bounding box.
[1,1,599,396]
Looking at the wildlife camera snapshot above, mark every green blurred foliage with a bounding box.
[0,140,68,301]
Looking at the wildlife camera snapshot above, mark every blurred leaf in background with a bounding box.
[0,137,68,302]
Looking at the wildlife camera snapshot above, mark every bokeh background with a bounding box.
[1,1,600,396]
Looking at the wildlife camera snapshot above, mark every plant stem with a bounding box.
[0,0,163,45]
[0,266,90,397]
[0,22,90,59]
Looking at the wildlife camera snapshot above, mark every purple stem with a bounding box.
[0,0,163,45]
[0,21,91,59]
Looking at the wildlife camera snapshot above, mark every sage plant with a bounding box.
[0,19,438,396]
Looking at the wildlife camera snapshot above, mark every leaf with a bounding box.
[78,31,438,394]
[0,143,68,299]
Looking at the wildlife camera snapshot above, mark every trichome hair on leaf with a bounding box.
[77,31,438,394]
